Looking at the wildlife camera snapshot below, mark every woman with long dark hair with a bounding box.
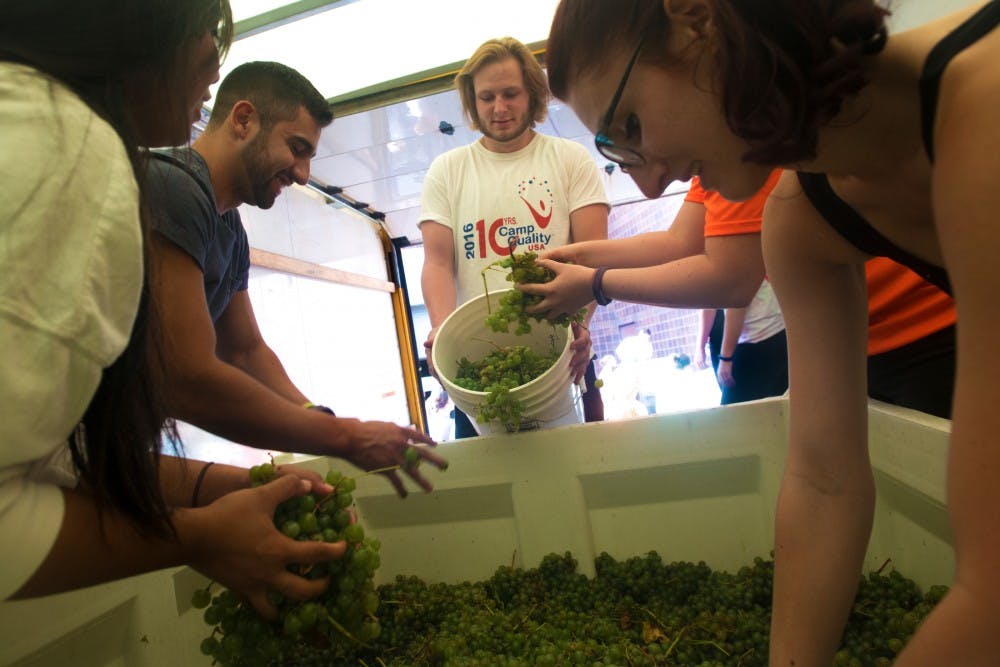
[1,0,344,617]
[544,0,998,663]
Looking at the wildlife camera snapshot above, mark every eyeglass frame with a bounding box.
[593,32,648,169]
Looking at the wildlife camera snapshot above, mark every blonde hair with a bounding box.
[456,36,549,132]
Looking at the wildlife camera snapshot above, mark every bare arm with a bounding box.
[151,234,444,495]
[215,290,310,406]
[716,307,747,389]
[548,198,707,268]
[693,309,716,369]
[12,475,345,619]
[524,232,764,320]
[419,221,457,374]
[763,172,874,666]
[893,55,1000,666]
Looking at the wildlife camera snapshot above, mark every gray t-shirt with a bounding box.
[145,147,249,322]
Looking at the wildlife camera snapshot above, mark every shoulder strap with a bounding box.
[919,0,1000,162]
[797,172,952,295]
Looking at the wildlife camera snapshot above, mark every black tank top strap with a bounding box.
[796,172,952,295]
[919,0,1000,162]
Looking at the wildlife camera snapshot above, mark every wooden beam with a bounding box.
[250,248,395,294]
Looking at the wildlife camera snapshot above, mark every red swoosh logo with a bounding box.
[520,196,553,229]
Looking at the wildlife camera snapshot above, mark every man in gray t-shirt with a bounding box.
[146,62,443,496]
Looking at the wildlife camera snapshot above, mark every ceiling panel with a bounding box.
[218,0,561,104]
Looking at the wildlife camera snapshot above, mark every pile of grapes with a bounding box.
[452,344,561,431]
[482,251,587,334]
[196,546,945,666]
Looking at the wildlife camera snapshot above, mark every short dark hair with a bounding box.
[208,61,333,129]
[547,0,889,165]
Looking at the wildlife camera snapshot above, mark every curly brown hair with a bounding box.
[547,0,889,165]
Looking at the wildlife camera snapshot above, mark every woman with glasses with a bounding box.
[539,0,995,664]
[1,0,343,617]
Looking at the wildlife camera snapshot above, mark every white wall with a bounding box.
[887,0,982,30]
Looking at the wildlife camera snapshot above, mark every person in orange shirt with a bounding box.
[523,170,955,417]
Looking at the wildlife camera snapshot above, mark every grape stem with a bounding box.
[689,638,731,655]
[663,626,687,657]
[321,610,369,647]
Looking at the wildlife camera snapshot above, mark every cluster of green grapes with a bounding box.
[482,251,587,334]
[192,463,386,667]
[452,344,560,431]
[231,550,942,666]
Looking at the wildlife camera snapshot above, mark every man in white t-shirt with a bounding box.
[419,36,609,438]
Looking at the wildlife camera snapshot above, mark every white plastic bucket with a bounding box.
[432,290,582,435]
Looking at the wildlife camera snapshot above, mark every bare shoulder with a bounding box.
[761,171,867,268]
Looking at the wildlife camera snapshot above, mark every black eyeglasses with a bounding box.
[594,34,646,169]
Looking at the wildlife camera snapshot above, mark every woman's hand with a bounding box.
[274,464,333,497]
[518,259,596,322]
[184,475,346,620]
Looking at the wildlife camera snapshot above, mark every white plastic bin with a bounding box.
[0,399,953,666]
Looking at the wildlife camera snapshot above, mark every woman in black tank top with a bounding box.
[546,1,1000,663]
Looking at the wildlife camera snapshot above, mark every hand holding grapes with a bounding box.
[518,258,597,323]
[183,474,347,620]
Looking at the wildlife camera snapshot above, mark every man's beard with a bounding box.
[479,113,532,145]
[244,133,279,209]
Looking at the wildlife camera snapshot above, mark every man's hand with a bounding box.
[568,322,593,384]
[423,327,439,378]
[346,422,446,497]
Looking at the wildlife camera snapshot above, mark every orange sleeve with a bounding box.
[700,170,782,237]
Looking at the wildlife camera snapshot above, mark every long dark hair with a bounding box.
[0,0,233,536]
[547,0,889,164]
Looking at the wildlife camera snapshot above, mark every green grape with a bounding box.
[280,520,301,539]
[191,586,212,609]
[333,509,352,530]
[299,494,317,512]
[298,512,319,534]
[343,523,365,544]
[403,446,420,470]
[199,636,219,656]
